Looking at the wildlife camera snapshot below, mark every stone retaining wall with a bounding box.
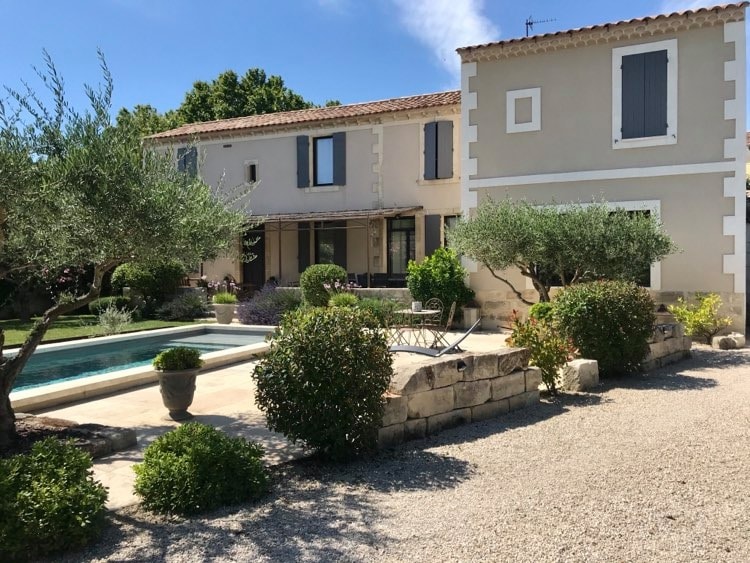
[642,323,692,371]
[379,348,540,447]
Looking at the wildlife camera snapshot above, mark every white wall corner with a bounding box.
[461,61,479,272]
[371,125,383,198]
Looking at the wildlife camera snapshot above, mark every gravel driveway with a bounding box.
[54,346,750,563]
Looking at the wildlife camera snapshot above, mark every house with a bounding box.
[147,92,461,290]
[457,2,747,329]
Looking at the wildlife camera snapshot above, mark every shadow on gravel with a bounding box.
[596,371,717,392]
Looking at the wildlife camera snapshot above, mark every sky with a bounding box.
[0,0,746,123]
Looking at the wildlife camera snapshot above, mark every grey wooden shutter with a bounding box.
[296,135,309,188]
[298,223,310,272]
[185,147,197,177]
[621,53,645,139]
[643,50,668,137]
[333,223,347,269]
[424,214,441,256]
[332,132,346,185]
[177,147,187,172]
[423,122,437,180]
[436,121,453,179]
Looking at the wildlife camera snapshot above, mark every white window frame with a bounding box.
[612,39,678,150]
[506,87,541,134]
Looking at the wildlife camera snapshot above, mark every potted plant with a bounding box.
[153,347,204,420]
[212,291,238,324]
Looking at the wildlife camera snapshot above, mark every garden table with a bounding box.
[393,308,441,347]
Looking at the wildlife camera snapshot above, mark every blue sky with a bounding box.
[0,0,744,121]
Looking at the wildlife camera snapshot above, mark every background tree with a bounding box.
[115,104,181,136]
[448,198,677,304]
[0,52,253,449]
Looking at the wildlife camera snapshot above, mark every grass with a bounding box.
[0,315,201,347]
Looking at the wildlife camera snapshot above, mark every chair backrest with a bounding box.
[424,298,443,323]
[445,301,457,329]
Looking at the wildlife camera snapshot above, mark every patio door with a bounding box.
[387,217,415,275]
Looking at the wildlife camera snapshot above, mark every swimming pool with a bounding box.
[12,325,271,392]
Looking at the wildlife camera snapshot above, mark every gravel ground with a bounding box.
[53,346,750,563]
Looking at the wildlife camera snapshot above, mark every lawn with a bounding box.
[0,315,201,347]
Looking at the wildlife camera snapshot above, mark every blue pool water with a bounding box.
[15,329,267,391]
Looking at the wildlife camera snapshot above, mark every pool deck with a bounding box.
[32,329,510,510]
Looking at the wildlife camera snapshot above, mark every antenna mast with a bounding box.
[525,15,556,37]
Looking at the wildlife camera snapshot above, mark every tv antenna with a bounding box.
[525,15,556,37]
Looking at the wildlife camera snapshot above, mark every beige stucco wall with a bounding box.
[469,25,733,178]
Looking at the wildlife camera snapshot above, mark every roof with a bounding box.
[457,2,748,56]
[261,206,423,224]
[147,91,460,142]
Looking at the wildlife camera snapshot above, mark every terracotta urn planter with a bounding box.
[213,303,235,324]
[157,369,199,421]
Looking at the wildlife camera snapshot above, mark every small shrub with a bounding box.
[237,285,302,325]
[528,302,555,322]
[98,304,133,335]
[668,293,732,344]
[89,296,131,315]
[299,264,347,306]
[554,280,655,376]
[153,347,204,371]
[507,312,576,394]
[0,438,108,561]
[407,248,474,321]
[357,298,401,328]
[133,423,267,515]
[253,307,392,460]
[212,291,238,304]
[156,293,209,321]
[328,292,358,308]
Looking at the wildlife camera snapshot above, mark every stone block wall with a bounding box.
[642,323,691,371]
[379,348,540,448]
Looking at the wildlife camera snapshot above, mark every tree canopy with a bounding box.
[0,51,253,448]
[447,198,677,303]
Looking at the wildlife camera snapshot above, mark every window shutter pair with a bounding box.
[177,147,198,177]
[296,133,346,188]
[621,50,668,139]
[424,121,453,180]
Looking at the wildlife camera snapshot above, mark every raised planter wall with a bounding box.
[379,348,540,447]
[642,323,691,371]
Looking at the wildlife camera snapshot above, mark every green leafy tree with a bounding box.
[115,104,181,136]
[448,198,677,304]
[0,51,253,449]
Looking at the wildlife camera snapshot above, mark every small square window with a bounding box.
[506,88,541,133]
[245,161,258,184]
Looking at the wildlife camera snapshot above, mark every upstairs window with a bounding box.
[612,39,677,149]
[423,121,453,180]
[314,136,334,185]
[296,133,346,188]
[177,147,197,177]
[245,160,258,184]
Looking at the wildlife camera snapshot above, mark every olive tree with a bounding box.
[447,198,677,304]
[0,52,253,449]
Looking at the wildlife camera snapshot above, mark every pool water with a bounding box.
[15,329,266,391]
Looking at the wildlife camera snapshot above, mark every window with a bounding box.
[245,160,258,184]
[315,221,347,268]
[506,88,541,133]
[612,39,677,149]
[387,217,415,274]
[423,121,453,180]
[297,133,346,188]
[177,147,197,177]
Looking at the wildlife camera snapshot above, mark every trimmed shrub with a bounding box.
[253,307,392,460]
[237,285,302,325]
[528,302,555,323]
[554,280,655,376]
[156,293,209,321]
[507,312,576,394]
[88,296,131,315]
[0,438,108,561]
[98,304,133,335]
[668,293,732,344]
[111,260,186,302]
[407,248,474,321]
[153,347,203,371]
[299,264,347,306]
[133,423,267,515]
[357,298,401,328]
[328,292,358,308]
[212,291,238,304]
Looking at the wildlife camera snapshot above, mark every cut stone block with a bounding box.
[729,332,746,347]
[471,399,510,422]
[426,408,471,435]
[390,365,434,395]
[525,367,542,392]
[558,359,599,392]
[382,394,408,426]
[454,380,491,408]
[508,390,539,411]
[712,335,738,350]
[378,424,404,448]
[497,347,531,376]
[407,387,454,419]
[433,358,469,388]
[467,354,498,381]
[491,371,526,400]
[404,418,427,440]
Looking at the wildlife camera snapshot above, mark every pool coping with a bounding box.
[9,323,273,412]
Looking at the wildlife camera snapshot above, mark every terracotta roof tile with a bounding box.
[457,2,748,55]
[147,90,460,141]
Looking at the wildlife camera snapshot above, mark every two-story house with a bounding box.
[147,92,461,290]
[457,2,747,329]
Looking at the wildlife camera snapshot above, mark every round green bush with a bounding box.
[328,292,358,308]
[407,248,474,320]
[88,296,132,315]
[153,347,204,371]
[252,307,393,460]
[133,422,268,515]
[111,260,186,301]
[299,264,347,306]
[554,280,655,376]
[528,302,555,322]
[0,438,108,561]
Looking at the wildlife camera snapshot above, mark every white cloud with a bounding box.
[390,0,499,82]
[658,0,713,13]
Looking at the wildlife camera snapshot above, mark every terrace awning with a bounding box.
[258,205,423,225]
